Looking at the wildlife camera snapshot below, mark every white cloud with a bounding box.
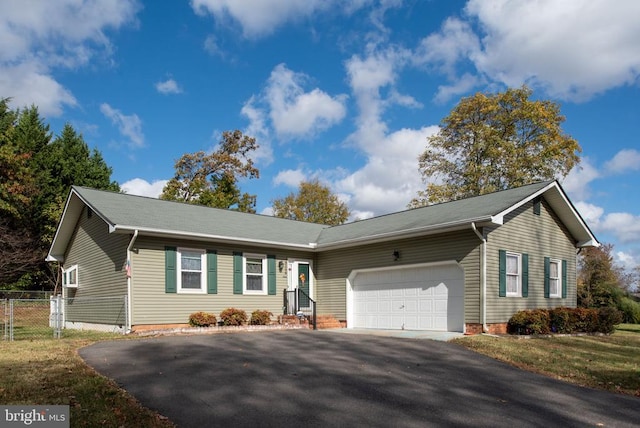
[561,158,601,201]
[266,64,347,139]
[600,212,640,244]
[121,178,168,198]
[420,0,640,102]
[155,78,183,95]
[0,62,77,116]
[336,126,439,216]
[203,34,223,56]
[604,149,640,174]
[0,0,140,116]
[615,251,639,273]
[273,169,306,188]
[574,201,604,230]
[190,0,367,38]
[345,45,413,149]
[100,103,145,148]
[433,73,480,104]
[334,45,442,216]
[240,95,274,165]
[415,17,480,78]
[574,201,640,246]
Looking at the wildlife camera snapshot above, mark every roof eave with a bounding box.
[111,225,317,251]
[316,216,498,251]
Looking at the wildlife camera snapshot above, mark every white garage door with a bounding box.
[351,263,464,332]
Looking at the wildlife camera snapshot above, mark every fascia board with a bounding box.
[47,188,117,262]
[492,181,557,222]
[492,181,599,247]
[110,225,317,251]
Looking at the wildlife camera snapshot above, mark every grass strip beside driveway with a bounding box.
[452,323,640,396]
[0,331,174,428]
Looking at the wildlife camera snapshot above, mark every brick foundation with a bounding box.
[464,323,483,335]
[133,323,190,332]
[464,323,508,335]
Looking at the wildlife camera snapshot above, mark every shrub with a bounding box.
[189,311,217,327]
[596,307,623,334]
[508,307,618,335]
[618,297,640,324]
[220,307,248,326]
[250,310,273,325]
[573,307,599,332]
[507,309,550,335]
[549,307,574,333]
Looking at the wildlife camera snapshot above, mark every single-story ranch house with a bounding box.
[46,180,598,334]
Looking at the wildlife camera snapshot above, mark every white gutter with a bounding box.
[110,225,317,251]
[471,222,488,333]
[126,230,139,334]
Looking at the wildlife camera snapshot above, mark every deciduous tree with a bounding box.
[577,243,626,308]
[410,86,581,206]
[161,130,259,213]
[272,179,349,225]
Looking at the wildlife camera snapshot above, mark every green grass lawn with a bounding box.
[0,331,174,428]
[452,323,640,396]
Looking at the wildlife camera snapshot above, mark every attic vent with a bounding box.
[87,208,93,219]
[533,197,541,216]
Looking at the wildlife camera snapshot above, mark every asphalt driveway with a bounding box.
[80,330,640,427]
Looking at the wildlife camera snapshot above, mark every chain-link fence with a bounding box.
[0,290,53,300]
[8,299,56,340]
[3,295,127,340]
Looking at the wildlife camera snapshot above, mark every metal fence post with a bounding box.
[54,295,62,339]
[9,299,13,341]
[2,299,6,340]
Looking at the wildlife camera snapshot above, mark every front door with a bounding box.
[297,262,310,309]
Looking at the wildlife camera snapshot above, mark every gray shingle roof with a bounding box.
[48,180,595,261]
[315,181,553,246]
[73,186,328,247]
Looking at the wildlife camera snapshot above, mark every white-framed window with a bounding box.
[549,259,561,298]
[244,253,267,295]
[506,253,521,297]
[63,265,78,288]
[178,248,206,293]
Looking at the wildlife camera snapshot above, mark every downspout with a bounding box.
[126,230,139,334]
[471,223,488,333]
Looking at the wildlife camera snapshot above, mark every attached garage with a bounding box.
[348,262,464,332]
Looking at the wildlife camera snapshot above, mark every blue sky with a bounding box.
[2,0,639,276]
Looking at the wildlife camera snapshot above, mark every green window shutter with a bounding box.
[521,253,529,298]
[62,269,66,286]
[207,250,217,294]
[561,259,568,299]
[498,250,506,297]
[165,246,177,293]
[544,257,550,298]
[267,255,276,295]
[233,252,243,295]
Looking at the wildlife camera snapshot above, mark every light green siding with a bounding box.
[130,236,313,325]
[315,230,481,322]
[63,206,129,325]
[485,198,577,323]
